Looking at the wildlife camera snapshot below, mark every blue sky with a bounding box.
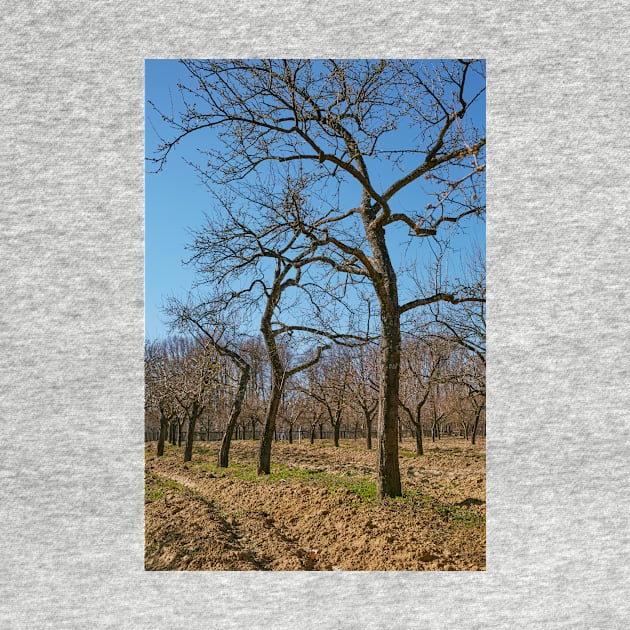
[145,59,212,340]
[145,59,485,341]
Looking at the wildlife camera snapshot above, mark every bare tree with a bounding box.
[169,337,220,462]
[145,339,177,456]
[348,342,379,450]
[279,388,309,444]
[148,59,485,497]
[167,301,254,468]
[431,250,485,443]
[183,186,352,474]
[399,337,451,454]
[303,347,354,447]
[145,336,220,461]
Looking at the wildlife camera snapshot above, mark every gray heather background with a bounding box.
[1,1,629,628]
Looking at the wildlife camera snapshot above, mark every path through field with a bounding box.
[145,437,485,571]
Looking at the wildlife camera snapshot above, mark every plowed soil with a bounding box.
[145,437,485,571]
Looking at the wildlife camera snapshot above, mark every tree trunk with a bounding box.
[258,378,283,474]
[333,422,340,447]
[471,404,483,446]
[319,423,324,439]
[366,217,403,499]
[413,404,424,455]
[177,422,183,447]
[310,425,316,444]
[288,424,293,444]
[184,404,200,462]
[415,427,424,455]
[365,413,373,450]
[219,365,250,468]
[157,409,168,457]
[375,303,403,499]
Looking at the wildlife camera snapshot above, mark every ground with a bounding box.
[145,436,485,571]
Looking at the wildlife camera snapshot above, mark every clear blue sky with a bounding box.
[145,59,213,340]
[145,59,485,341]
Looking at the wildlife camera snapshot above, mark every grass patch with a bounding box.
[343,477,377,502]
[394,488,484,527]
[433,503,485,527]
[267,464,328,483]
[266,464,376,502]
[145,473,190,503]
[194,445,215,456]
[190,455,378,504]
[400,450,421,458]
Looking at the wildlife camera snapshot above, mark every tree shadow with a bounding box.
[455,498,484,507]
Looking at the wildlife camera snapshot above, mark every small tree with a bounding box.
[431,252,485,443]
[348,341,379,450]
[399,337,450,454]
[168,303,254,468]
[165,337,220,462]
[145,339,179,456]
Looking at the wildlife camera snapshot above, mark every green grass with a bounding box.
[193,445,215,456]
[433,503,485,527]
[188,456,379,504]
[341,477,377,502]
[390,488,484,527]
[145,473,190,503]
[150,446,483,521]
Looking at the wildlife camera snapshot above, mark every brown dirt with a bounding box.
[145,437,485,571]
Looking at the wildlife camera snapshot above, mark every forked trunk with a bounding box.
[415,429,424,455]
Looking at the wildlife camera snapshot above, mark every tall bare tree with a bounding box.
[182,185,351,474]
